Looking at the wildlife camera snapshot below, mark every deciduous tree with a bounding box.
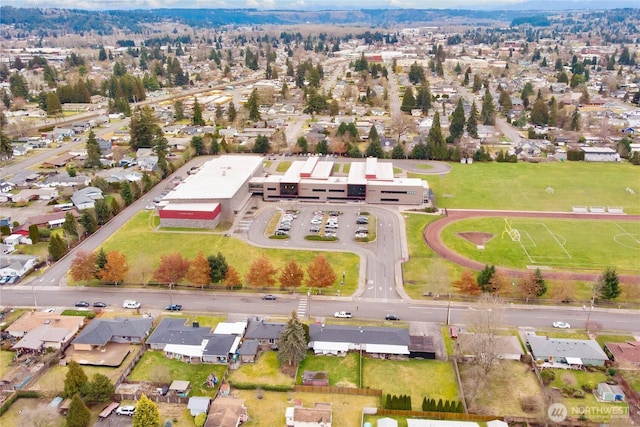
[277,311,307,366]
[69,251,97,284]
[153,252,190,287]
[453,270,481,295]
[187,251,211,289]
[98,251,129,286]
[224,266,242,288]
[306,255,336,289]
[245,256,278,288]
[133,394,160,427]
[279,260,304,289]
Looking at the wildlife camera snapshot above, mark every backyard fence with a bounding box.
[293,385,382,396]
[115,345,147,388]
[115,392,189,404]
[377,408,500,421]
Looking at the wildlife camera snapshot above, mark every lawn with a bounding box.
[0,309,28,331]
[440,217,640,275]
[402,213,462,299]
[228,351,294,387]
[425,161,640,214]
[594,334,635,348]
[236,389,377,427]
[460,360,544,417]
[276,161,291,172]
[621,369,640,392]
[296,353,360,387]
[127,350,227,397]
[363,359,459,409]
[0,350,16,370]
[535,329,590,340]
[95,212,360,295]
[0,398,67,427]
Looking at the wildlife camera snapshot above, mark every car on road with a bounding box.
[165,304,183,311]
[116,405,136,416]
[93,302,107,308]
[262,294,277,300]
[385,314,400,321]
[553,321,571,329]
[75,301,90,308]
[334,311,352,318]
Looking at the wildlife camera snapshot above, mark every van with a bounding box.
[123,300,141,309]
[116,405,136,416]
[449,326,459,339]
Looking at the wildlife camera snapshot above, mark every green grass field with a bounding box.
[440,217,640,274]
[297,353,360,387]
[228,351,294,387]
[96,212,360,293]
[422,162,640,214]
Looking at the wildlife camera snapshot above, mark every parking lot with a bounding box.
[270,206,371,242]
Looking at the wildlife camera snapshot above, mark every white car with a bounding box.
[334,311,352,318]
[116,405,136,416]
[552,321,571,329]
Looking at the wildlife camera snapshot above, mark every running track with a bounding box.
[423,210,640,282]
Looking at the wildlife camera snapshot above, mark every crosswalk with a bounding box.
[296,298,308,318]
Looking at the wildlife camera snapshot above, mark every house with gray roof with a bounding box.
[38,174,91,188]
[146,318,239,364]
[12,324,76,353]
[243,319,285,348]
[308,324,409,358]
[0,254,38,278]
[72,317,153,351]
[71,186,103,210]
[527,335,609,367]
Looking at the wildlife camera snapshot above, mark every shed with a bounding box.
[597,382,625,402]
[238,339,259,363]
[59,398,72,415]
[169,380,191,396]
[188,396,211,416]
[219,383,231,396]
[378,418,399,427]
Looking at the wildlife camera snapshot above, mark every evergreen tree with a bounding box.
[391,144,406,159]
[571,107,581,131]
[367,125,380,144]
[533,268,547,297]
[84,130,102,168]
[48,234,68,261]
[96,248,107,271]
[548,97,558,127]
[80,210,97,235]
[476,265,496,292]
[449,98,466,140]
[436,399,444,412]
[174,100,184,121]
[598,267,621,300]
[63,212,79,239]
[531,97,549,126]
[467,102,479,138]
[365,139,385,158]
[133,394,160,427]
[246,88,261,122]
[498,89,512,115]
[192,98,204,126]
[411,142,428,160]
[400,87,415,113]
[427,112,447,160]
[253,134,271,154]
[94,199,111,225]
[121,181,133,206]
[480,88,495,125]
[0,130,12,161]
[66,394,91,427]
[207,252,228,283]
[227,101,237,123]
[277,311,307,366]
[422,397,428,411]
[64,360,88,398]
[82,373,115,404]
[129,106,157,150]
[46,92,62,116]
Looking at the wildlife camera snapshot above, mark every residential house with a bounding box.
[0,254,39,279]
[580,146,620,162]
[604,341,640,368]
[243,319,285,348]
[285,402,332,427]
[9,188,58,203]
[1,235,32,254]
[72,317,153,351]
[12,324,76,353]
[38,174,91,188]
[42,153,78,168]
[237,340,259,363]
[204,396,249,427]
[188,396,211,417]
[6,312,84,339]
[145,318,239,363]
[527,335,609,367]
[408,335,437,360]
[308,324,410,358]
[71,186,103,210]
[596,383,625,402]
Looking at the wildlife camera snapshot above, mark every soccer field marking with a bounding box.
[613,222,640,249]
[513,222,574,264]
[540,223,572,259]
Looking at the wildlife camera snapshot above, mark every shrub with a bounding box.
[607,367,618,377]
[520,396,541,413]
[540,369,555,386]
[582,381,596,392]
[572,389,585,398]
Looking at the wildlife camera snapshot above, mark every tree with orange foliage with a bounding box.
[187,251,211,289]
[488,270,512,297]
[97,251,129,286]
[452,270,481,295]
[245,256,278,288]
[279,259,304,289]
[69,251,97,284]
[224,266,242,289]
[306,255,336,289]
[153,252,190,288]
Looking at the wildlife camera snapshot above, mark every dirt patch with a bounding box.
[280,363,297,378]
[457,232,495,246]
[560,372,577,387]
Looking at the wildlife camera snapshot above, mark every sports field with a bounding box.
[440,217,640,274]
[422,161,640,214]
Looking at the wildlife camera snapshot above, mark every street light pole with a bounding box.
[446,293,451,326]
[307,291,311,320]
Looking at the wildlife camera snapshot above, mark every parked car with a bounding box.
[116,405,136,416]
[93,302,107,308]
[334,311,352,318]
[552,321,571,329]
[385,314,400,321]
[356,217,369,224]
[262,294,277,300]
[165,304,183,311]
[75,301,90,308]
[123,300,141,309]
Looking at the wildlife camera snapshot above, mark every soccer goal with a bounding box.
[502,217,521,242]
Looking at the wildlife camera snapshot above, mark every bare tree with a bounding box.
[390,114,414,144]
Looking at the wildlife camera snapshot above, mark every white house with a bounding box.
[285,402,332,427]
[0,254,38,278]
[580,146,620,162]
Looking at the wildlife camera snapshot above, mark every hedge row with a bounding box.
[227,382,293,392]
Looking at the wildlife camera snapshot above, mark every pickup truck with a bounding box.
[334,311,352,318]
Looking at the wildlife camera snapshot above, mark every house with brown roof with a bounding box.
[6,312,84,339]
[12,324,76,353]
[605,341,640,368]
[204,396,249,427]
[285,402,332,427]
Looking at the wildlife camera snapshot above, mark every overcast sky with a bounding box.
[1,0,629,10]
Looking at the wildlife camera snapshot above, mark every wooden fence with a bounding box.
[294,385,382,396]
[377,408,500,421]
